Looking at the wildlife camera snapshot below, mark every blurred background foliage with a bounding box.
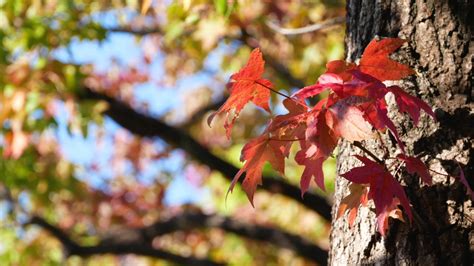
[0,0,345,265]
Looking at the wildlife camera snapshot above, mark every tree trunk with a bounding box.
[330,1,473,265]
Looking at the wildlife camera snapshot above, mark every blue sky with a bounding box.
[53,15,220,205]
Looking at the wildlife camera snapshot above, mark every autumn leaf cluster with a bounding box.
[209,38,437,235]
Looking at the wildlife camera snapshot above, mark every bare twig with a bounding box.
[265,16,345,36]
[105,26,162,35]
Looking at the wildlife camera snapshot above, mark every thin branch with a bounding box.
[27,216,224,266]
[81,88,333,221]
[105,26,162,36]
[265,16,345,36]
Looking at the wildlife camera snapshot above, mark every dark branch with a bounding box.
[180,97,227,128]
[29,210,328,265]
[81,89,332,221]
[105,26,162,35]
[138,210,328,264]
[28,216,80,254]
[27,216,224,266]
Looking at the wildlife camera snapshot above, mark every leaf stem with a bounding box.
[255,80,307,107]
[352,141,384,164]
[428,168,450,177]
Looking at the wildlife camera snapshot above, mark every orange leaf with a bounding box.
[337,183,369,227]
[228,135,285,205]
[267,98,308,156]
[359,38,414,81]
[208,48,272,138]
[376,198,405,236]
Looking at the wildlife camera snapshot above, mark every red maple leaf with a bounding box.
[326,60,356,81]
[397,154,432,185]
[341,155,412,235]
[228,134,285,205]
[267,98,309,157]
[294,38,415,100]
[293,68,409,150]
[293,73,342,100]
[295,143,327,195]
[220,38,437,234]
[267,98,337,196]
[370,99,406,153]
[305,108,339,157]
[268,98,308,137]
[326,100,375,142]
[388,86,436,125]
[359,38,415,81]
[208,48,272,138]
[295,106,339,195]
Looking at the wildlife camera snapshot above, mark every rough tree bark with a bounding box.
[330,1,473,265]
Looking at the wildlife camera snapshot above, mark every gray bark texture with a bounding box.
[329,0,473,265]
